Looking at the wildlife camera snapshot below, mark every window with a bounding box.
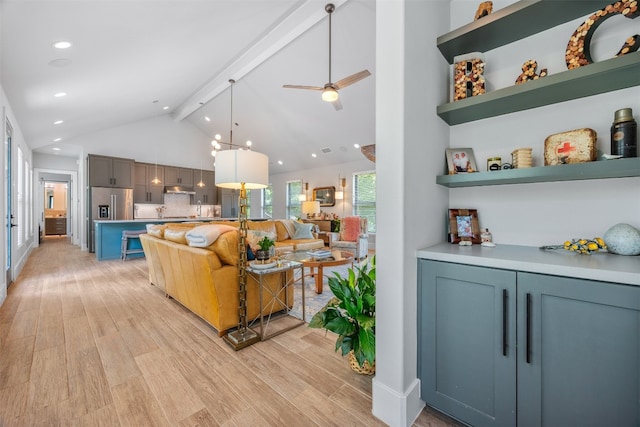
[353,171,376,233]
[286,180,302,219]
[261,185,273,218]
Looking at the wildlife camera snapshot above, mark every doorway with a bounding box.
[4,119,13,287]
[43,181,68,237]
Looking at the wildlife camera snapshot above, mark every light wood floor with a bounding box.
[0,237,460,426]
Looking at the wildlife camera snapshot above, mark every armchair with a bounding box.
[330,216,369,261]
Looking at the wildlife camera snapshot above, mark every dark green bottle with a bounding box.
[611,108,637,158]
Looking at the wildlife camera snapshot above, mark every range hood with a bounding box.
[164,186,196,195]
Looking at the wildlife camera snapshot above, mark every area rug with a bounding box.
[289,260,365,322]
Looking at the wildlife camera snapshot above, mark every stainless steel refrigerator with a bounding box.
[89,187,133,252]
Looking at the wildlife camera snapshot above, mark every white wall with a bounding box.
[66,114,213,169]
[372,1,449,425]
[269,158,374,220]
[1,85,35,304]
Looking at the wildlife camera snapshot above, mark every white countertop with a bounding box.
[417,243,640,286]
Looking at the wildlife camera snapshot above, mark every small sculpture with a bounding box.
[453,53,486,101]
[515,60,548,85]
[474,1,493,20]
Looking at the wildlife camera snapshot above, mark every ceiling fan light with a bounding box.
[322,87,339,102]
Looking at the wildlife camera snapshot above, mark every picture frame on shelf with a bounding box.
[446,148,478,174]
[448,209,481,244]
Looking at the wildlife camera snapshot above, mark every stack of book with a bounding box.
[307,248,331,259]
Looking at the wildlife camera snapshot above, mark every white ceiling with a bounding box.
[0,0,375,173]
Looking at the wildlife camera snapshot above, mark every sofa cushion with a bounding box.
[293,221,314,239]
[293,239,325,251]
[276,220,296,241]
[146,224,167,238]
[186,224,236,247]
[164,228,189,244]
[342,216,361,242]
[211,230,239,266]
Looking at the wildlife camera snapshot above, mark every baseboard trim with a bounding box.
[372,377,424,426]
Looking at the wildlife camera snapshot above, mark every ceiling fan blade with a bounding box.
[282,84,324,91]
[332,98,343,111]
[333,70,371,90]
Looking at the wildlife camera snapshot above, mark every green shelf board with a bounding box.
[436,157,640,188]
[437,0,611,64]
[437,52,640,126]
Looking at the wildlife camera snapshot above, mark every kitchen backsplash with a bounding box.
[134,194,220,219]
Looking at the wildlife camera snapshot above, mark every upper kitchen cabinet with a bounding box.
[88,154,135,188]
[194,170,217,205]
[164,166,194,187]
[134,162,164,204]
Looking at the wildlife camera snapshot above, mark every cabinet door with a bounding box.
[88,155,113,187]
[148,166,164,203]
[164,166,193,186]
[134,163,149,203]
[111,158,134,188]
[194,170,215,204]
[418,260,517,427]
[517,273,640,427]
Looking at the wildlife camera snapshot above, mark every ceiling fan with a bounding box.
[283,3,371,110]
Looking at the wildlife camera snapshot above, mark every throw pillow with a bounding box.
[185,224,236,247]
[293,221,314,239]
[342,216,361,242]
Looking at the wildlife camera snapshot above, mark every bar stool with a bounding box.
[121,229,146,261]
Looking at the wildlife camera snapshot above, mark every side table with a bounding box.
[247,260,305,341]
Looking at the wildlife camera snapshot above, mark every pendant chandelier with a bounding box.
[211,79,253,158]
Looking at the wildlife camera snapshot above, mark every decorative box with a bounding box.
[544,128,597,166]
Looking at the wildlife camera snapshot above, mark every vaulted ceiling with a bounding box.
[0,0,375,173]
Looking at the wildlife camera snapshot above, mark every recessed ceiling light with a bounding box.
[353,143,360,148]
[54,120,64,125]
[52,147,61,151]
[312,153,317,158]
[204,116,211,122]
[53,138,62,142]
[163,106,169,110]
[54,92,67,98]
[52,41,71,49]
[278,160,283,165]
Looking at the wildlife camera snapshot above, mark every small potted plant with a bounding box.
[255,235,275,261]
[309,256,376,374]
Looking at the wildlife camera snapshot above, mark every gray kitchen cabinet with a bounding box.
[88,154,135,188]
[194,170,217,204]
[418,259,640,427]
[517,272,640,427]
[134,163,164,204]
[418,260,517,427]
[164,166,194,187]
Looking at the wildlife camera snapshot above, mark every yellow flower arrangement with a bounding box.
[541,237,607,255]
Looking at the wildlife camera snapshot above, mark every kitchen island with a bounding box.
[94,217,216,261]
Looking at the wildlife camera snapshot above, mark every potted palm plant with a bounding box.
[309,256,376,374]
[255,235,275,261]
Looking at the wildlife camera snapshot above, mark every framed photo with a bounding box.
[445,148,478,174]
[448,209,481,243]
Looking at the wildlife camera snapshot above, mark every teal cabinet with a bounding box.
[418,260,640,427]
[517,273,640,427]
[419,260,516,427]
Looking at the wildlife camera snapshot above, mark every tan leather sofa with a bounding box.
[139,220,324,335]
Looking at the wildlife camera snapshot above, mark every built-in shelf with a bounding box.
[437,51,640,125]
[436,157,640,188]
[437,0,611,64]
